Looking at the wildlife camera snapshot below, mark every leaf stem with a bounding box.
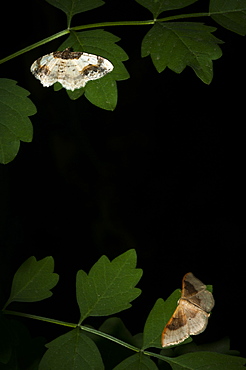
[71,19,155,31]
[70,12,211,32]
[80,325,176,365]
[158,12,210,22]
[80,326,173,364]
[79,324,140,352]
[0,29,69,64]
[2,309,174,364]
[2,309,76,328]
[3,309,140,352]
[0,12,214,65]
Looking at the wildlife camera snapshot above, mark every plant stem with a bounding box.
[3,309,140,352]
[2,309,76,328]
[80,324,140,352]
[0,30,69,64]
[158,12,210,22]
[3,309,173,363]
[0,12,211,65]
[70,12,210,31]
[71,19,155,31]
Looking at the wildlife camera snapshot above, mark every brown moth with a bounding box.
[161,272,215,347]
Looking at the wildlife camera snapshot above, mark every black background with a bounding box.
[1,0,245,360]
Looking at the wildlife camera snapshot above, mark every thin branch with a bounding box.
[0,12,212,65]
[3,309,76,328]
[0,30,69,64]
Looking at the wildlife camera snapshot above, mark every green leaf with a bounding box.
[0,79,36,164]
[135,0,198,18]
[142,298,167,350]
[54,81,85,100]
[62,76,117,110]
[85,75,117,110]
[45,0,104,27]
[66,86,85,100]
[76,249,142,323]
[141,22,223,84]
[164,351,246,370]
[39,328,104,370]
[210,0,246,36]
[4,257,59,307]
[113,353,158,370]
[57,30,129,109]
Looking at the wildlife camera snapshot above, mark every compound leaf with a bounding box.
[142,22,223,84]
[84,74,117,110]
[76,249,142,323]
[135,0,198,18]
[210,0,246,36]
[45,0,104,27]
[113,353,158,370]
[4,256,59,307]
[0,79,35,164]
[39,328,104,370]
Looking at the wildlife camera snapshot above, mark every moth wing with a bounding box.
[179,299,209,336]
[188,290,215,313]
[161,304,189,347]
[182,272,215,313]
[30,54,60,87]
